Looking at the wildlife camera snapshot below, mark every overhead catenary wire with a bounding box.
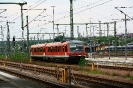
[30,0,114,37]
[12,0,46,21]
[2,0,133,40]
[0,0,47,30]
[37,0,113,28]
[23,9,46,28]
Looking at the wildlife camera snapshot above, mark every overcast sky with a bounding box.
[0,0,133,40]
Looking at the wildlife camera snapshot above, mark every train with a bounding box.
[104,45,133,52]
[30,40,86,63]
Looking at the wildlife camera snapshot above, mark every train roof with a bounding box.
[30,40,84,47]
[67,40,84,44]
[31,43,46,48]
[45,40,83,46]
[46,42,68,47]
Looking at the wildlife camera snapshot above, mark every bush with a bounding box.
[125,73,131,78]
[78,58,87,67]
[11,48,29,62]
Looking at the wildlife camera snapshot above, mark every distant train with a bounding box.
[30,40,86,63]
[104,45,133,52]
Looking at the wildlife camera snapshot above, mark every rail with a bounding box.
[0,60,133,88]
[87,60,133,68]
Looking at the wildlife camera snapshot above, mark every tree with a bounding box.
[54,35,64,42]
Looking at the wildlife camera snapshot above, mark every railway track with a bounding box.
[0,60,133,88]
[87,60,133,71]
[71,72,133,88]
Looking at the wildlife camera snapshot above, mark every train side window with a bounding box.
[50,47,52,52]
[37,48,39,52]
[40,47,43,52]
[65,45,67,52]
[57,46,59,52]
[36,48,38,52]
[39,48,42,52]
[34,48,36,52]
[41,47,43,52]
[53,47,55,52]
[54,47,55,52]
[55,46,57,52]
[48,47,50,52]
[59,46,61,52]
[62,46,65,52]
[60,46,62,52]
[43,47,45,52]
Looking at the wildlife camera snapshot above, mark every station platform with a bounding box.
[85,56,133,63]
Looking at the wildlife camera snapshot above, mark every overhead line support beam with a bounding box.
[0,2,27,38]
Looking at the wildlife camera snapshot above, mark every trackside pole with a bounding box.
[91,62,95,70]
[20,62,23,71]
[64,67,68,83]
[56,65,59,81]
[68,66,71,84]
[30,59,32,63]
[62,69,65,82]
[96,63,99,69]
[3,62,6,67]
[61,67,68,83]
[33,65,36,74]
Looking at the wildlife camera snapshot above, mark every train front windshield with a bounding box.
[69,43,84,52]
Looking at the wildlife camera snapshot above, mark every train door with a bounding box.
[62,45,67,61]
[63,45,67,55]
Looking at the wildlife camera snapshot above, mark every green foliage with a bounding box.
[132,50,133,54]
[111,73,119,76]
[54,35,64,42]
[11,48,29,62]
[78,58,87,67]
[131,76,133,80]
[124,73,133,80]
[0,55,6,59]
[87,70,103,74]
[125,73,131,78]
[80,69,109,75]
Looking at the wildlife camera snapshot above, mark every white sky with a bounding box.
[0,0,133,41]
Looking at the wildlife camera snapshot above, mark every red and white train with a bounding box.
[30,40,86,63]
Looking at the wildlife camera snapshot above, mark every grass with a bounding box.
[111,73,119,76]
[80,68,133,81]
[124,73,133,80]
[0,49,30,63]
[0,55,6,59]
[80,69,109,75]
